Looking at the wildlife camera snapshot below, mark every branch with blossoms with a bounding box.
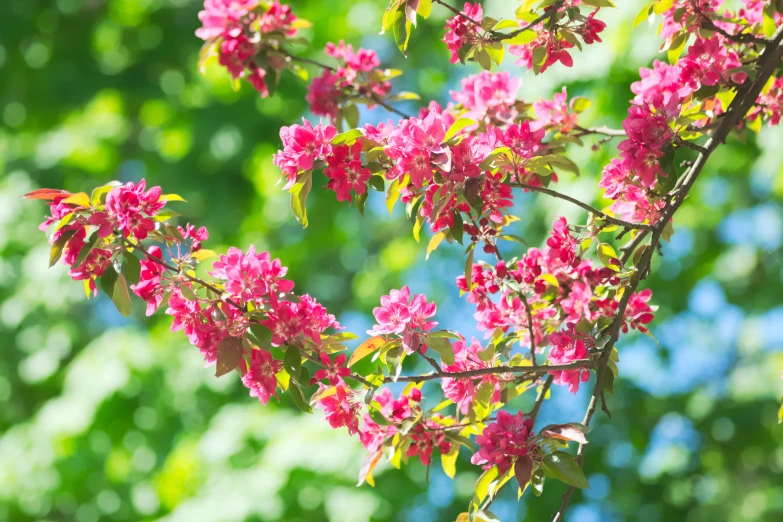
[196,0,415,126]
[24,0,783,521]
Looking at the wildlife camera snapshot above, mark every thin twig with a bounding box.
[386,359,594,384]
[508,182,654,231]
[281,50,412,119]
[573,125,626,138]
[529,375,554,425]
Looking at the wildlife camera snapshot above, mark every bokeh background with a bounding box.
[2,0,783,521]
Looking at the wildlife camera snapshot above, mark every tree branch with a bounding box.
[508,183,654,231]
[386,359,594,384]
[551,25,783,522]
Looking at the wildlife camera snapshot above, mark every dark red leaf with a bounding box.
[514,455,534,490]
[540,423,589,444]
[22,188,72,201]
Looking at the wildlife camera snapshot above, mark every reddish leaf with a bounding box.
[540,423,589,444]
[215,337,244,377]
[22,188,71,201]
[514,456,534,490]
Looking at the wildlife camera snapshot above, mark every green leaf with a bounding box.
[633,4,653,28]
[471,466,500,511]
[444,118,477,142]
[426,231,446,259]
[247,324,272,349]
[427,336,455,365]
[290,172,312,228]
[667,32,688,64]
[386,176,403,216]
[215,336,244,377]
[331,128,364,145]
[100,267,119,298]
[542,451,589,489]
[451,211,464,244]
[493,19,520,31]
[505,30,537,45]
[283,345,302,380]
[387,91,421,101]
[582,0,616,6]
[73,232,100,268]
[289,381,313,413]
[464,245,474,290]
[570,97,591,114]
[416,0,432,19]
[110,273,133,318]
[49,229,75,267]
[180,285,198,301]
[597,242,619,270]
[122,250,141,284]
[778,400,783,424]
[441,443,459,479]
[485,41,504,66]
[343,103,360,129]
[603,369,615,395]
[531,467,545,497]
[476,48,492,71]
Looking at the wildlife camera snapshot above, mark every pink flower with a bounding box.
[313,353,351,385]
[531,87,578,133]
[441,339,502,414]
[442,3,484,64]
[131,246,167,316]
[195,0,258,41]
[471,410,534,473]
[242,349,281,405]
[623,288,655,333]
[104,180,165,240]
[68,247,113,297]
[480,171,514,224]
[307,70,341,118]
[450,71,520,124]
[406,420,451,466]
[324,141,372,202]
[369,286,437,354]
[546,217,578,267]
[257,0,298,36]
[548,331,590,394]
[316,385,360,435]
[210,246,293,303]
[273,119,337,186]
[263,295,340,347]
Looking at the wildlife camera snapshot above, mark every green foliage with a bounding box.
[1,0,783,521]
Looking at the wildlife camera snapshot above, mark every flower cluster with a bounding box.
[458,217,654,394]
[307,41,393,119]
[196,0,300,96]
[441,338,503,414]
[442,2,484,64]
[471,410,535,473]
[507,6,606,73]
[368,286,437,354]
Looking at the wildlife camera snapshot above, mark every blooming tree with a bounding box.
[25,0,783,520]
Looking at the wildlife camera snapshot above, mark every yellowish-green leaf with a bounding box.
[444,118,477,142]
[348,336,387,367]
[192,249,217,261]
[441,445,459,479]
[162,193,187,202]
[63,192,91,207]
[426,231,446,259]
